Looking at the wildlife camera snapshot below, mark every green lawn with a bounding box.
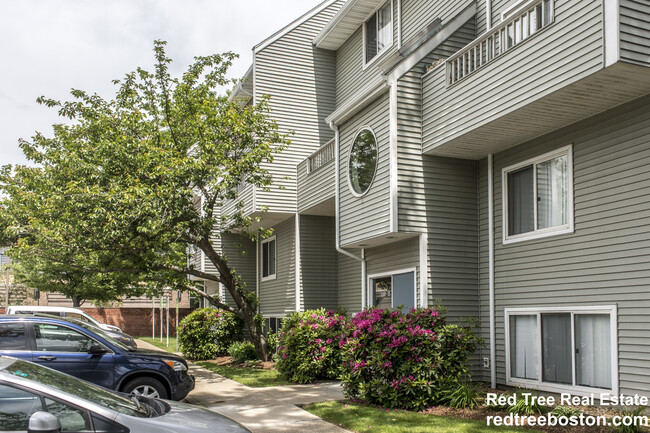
[196,362,293,388]
[136,336,180,353]
[305,401,543,433]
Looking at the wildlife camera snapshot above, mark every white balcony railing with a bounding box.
[307,139,335,173]
[446,0,554,86]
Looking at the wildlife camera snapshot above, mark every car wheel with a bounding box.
[123,377,168,399]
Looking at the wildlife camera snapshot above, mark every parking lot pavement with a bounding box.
[135,339,351,432]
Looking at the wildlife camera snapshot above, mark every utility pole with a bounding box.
[5,267,9,309]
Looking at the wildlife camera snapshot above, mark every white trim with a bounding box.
[486,0,493,29]
[361,249,367,309]
[260,236,277,282]
[325,79,388,127]
[254,0,339,53]
[346,126,379,198]
[295,213,301,312]
[389,83,398,232]
[502,144,574,245]
[362,0,394,70]
[255,234,260,304]
[386,2,476,84]
[367,267,417,310]
[504,305,619,397]
[396,0,402,49]
[604,0,620,67]
[418,234,428,308]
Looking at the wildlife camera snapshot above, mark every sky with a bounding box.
[0,0,327,167]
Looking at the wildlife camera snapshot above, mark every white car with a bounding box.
[5,306,122,332]
[0,356,250,433]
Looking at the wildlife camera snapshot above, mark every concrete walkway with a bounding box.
[135,339,351,433]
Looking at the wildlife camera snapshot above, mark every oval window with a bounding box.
[348,128,378,195]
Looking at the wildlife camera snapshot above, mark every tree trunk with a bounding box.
[199,238,270,361]
[71,295,82,308]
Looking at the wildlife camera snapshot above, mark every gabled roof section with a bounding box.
[229,65,253,104]
[254,0,342,53]
[314,0,384,50]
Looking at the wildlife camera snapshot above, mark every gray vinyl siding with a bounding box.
[300,215,338,310]
[366,237,420,305]
[297,158,335,213]
[259,217,296,316]
[400,0,473,46]
[220,183,255,225]
[335,1,399,106]
[337,251,363,314]
[425,156,479,323]
[339,93,391,246]
[478,95,650,395]
[254,2,341,214]
[397,21,476,233]
[422,0,604,154]
[619,0,650,67]
[221,233,256,306]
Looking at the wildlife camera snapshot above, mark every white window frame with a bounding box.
[261,236,277,282]
[367,267,417,310]
[362,0,394,69]
[347,126,379,198]
[504,305,618,397]
[502,144,574,244]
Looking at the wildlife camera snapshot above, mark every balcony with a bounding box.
[297,139,335,215]
[422,0,650,159]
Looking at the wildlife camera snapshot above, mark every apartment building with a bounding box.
[205,0,650,397]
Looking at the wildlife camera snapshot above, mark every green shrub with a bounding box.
[340,307,481,411]
[613,407,646,433]
[275,309,348,384]
[441,381,480,409]
[178,307,244,360]
[266,331,278,356]
[507,390,549,415]
[550,406,582,417]
[228,341,258,364]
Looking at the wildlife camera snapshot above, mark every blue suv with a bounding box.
[0,315,194,400]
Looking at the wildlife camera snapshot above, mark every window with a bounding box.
[369,270,416,313]
[261,237,276,280]
[502,145,573,243]
[0,323,26,350]
[348,128,378,196]
[505,306,617,394]
[33,324,94,353]
[364,1,392,64]
[0,384,42,431]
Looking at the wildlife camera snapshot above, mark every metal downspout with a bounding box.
[488,154,496,389]
[331,123,366,308]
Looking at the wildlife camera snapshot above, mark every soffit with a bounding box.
[314,0,385,50]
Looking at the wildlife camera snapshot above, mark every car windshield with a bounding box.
[2,359,148,418]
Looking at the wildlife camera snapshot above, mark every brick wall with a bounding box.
[82,307,193,337]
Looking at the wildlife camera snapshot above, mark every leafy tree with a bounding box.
[0,41,289,360]
[10,248,146,307]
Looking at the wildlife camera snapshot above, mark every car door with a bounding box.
[0,322,31,362]
[30,323,116,389]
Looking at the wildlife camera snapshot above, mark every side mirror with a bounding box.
[28,411,61,433]
[88,344,108,356]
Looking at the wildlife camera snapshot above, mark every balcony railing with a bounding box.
[307,139,335,173]
[446,0,554,86]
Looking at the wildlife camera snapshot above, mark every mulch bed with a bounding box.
[201,356,276,370]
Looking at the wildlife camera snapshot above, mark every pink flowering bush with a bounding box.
[340,307,480,411]
[178,307,244,360]
[275,309,348,383]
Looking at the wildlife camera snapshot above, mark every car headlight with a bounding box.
[163,359,187,372]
